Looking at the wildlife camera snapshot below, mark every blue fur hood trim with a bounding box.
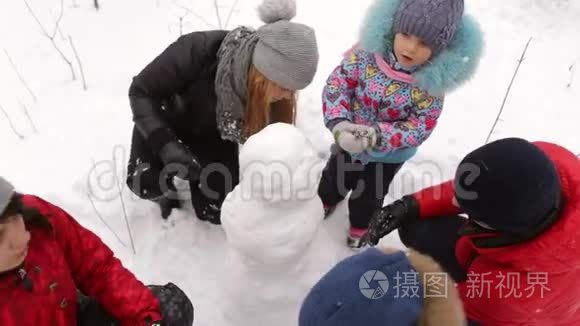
[359,0,484,96]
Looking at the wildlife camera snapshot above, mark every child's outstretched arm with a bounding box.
[374,94,444,153]
[322,51,364,129]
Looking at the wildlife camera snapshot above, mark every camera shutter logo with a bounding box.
[359,270,390,299]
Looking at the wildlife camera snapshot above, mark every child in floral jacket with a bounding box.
[318,0,483,248]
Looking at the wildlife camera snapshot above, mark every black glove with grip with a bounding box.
[158,141,202,182]
[364,195,421,245]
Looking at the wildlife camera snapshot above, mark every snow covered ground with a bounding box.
[1,0,579,325]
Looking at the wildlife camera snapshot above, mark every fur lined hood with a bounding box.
[359,0,484,96]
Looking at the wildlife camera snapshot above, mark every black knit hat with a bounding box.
[454,138,562,235]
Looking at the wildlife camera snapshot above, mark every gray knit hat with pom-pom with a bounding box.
[394,0,464,56]
[253,0,319,91]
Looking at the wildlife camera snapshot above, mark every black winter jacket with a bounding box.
[129,30,229,154]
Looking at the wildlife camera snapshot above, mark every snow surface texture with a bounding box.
[1,0,579,325]
[221,123,342,325]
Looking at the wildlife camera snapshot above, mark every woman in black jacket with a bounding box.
[126,0,319,224]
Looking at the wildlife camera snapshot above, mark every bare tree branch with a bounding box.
[19,100,38,133]
[214,0,223,29]
[173,2,218,29]
[567,59,578,88]
[50,13,67,41]
[179,16,184,36]
[224,0,240,28]
[174,8,190,36]
[112,151,137,255]
[48,5,67,41]
[87,192,128,248]
[486,37,533,144]
[68,36,87,90]
[4,49,37,102]
[23,0,51,36]
[23,0,76,80]
[51,0,64,39]
[0,104,25,140]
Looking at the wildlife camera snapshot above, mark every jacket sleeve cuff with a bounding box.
[372,124,383,149]
[326,118,349,132]
[413,180,463,219]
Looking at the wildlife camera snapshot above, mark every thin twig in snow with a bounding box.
[19,101,38,133]
[485,37,533,145]
[51,0,64,39]
[23,0,76,80]
[176,10,189,36]
[49,10,67,41]
[224,0,240,29]
[174,3,217,29]
[49,5,67,41]
[113,151,137,255]
[214,0,223,29]
[23,0,51,36]
[567,60,578,88]
[87,193,128,248]
[180,16,184,35]
[0,104,25,139]
[68,36,87,90]
[56,24,67,41]
[4,49,37,102]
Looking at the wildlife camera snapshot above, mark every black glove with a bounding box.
[158,141,202,182]
[364,195,421,245]
[148,283,194,326]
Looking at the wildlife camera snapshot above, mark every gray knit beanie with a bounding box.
[252,0,319,91]
[394,0,464,56]
[0,177,15,216]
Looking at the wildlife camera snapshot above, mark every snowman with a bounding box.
[220,123,342,325]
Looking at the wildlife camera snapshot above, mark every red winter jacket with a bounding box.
[413,142,580,325]
[0,195,161,325]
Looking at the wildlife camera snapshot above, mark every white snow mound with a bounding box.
[220,123,333,326]
[222,122,324,265]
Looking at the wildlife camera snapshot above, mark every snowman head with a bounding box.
[238,123,320,204]
[222,123,324,267]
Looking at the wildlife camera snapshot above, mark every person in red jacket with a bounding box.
[0,177,193,326]
[364,138,580,325]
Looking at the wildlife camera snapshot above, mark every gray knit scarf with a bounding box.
[215,26,260,144]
